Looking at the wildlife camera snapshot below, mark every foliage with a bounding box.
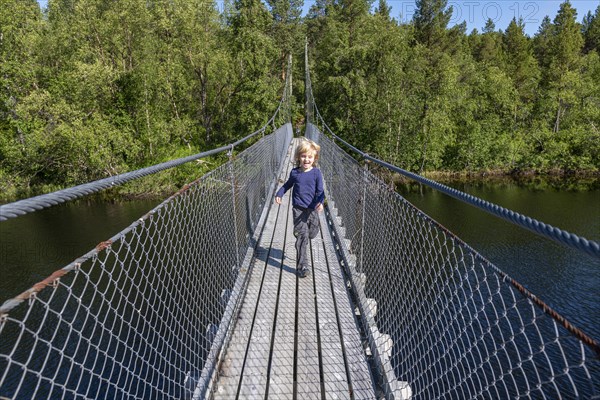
[308,0,599,175]
[0,0,598,202]
[0,0,285,200]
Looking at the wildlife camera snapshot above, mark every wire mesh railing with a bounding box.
[307,123,600,399]
[0,124,293,399]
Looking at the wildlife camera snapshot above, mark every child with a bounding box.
[275,138,325,278]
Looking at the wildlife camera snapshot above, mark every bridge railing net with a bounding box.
[0,124,292,399]
[308,124,599,399]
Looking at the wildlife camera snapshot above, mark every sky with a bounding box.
[374,0,599,36]
[36,0,598,37]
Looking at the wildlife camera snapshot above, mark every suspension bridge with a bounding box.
[0,56,599,400]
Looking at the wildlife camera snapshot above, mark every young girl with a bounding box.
[275,138,325,278]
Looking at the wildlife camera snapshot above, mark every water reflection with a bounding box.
[0,198,161,300]
[396,176,600,341]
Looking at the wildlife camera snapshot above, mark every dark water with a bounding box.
[0,198,162,301]
[396,178,600,342]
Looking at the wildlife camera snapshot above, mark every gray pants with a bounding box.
[293,206,320,271]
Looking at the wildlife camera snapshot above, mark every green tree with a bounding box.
[447,60,518,171]
[582,6,600,53]
[533,15,553,70]
[0,0,43,128]
[228,0,280,135]
[528,1,592,170]
[547,1,584,134]
[266,0,304,79]
[473,18,504,66]
[502,18,540,151]
[306,0,331,19]
[375,0,392,20]
[412,0,452,51]
[356,14,416,167]
[410,0,462,171]
[550,1,584,74]
[0,0,45,192]
[143,0,232,148]
[306,0,371,141]
[503,18,539,102]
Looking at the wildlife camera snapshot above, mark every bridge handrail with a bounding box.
[0,65,292,222]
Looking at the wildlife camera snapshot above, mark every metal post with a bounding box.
[288,52,293,124]
[359,156,368,275]
[304,38,312,126]
[228,145,241,271]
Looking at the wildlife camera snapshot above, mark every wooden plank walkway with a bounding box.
[212,139,376,399]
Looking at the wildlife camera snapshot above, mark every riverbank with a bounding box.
[391,169,600,192]
[2,166,599,206]
[0,155,227,205]
[0,176,181,205]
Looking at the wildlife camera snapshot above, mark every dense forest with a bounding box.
[1,0,599,201]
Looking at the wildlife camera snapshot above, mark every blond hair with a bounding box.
[294,138,321,167]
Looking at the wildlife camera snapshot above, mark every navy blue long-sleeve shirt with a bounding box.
[276,167,325,209]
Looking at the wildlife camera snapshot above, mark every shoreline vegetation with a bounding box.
[377,168,600,193]
[419,168,600,186]
[2,165,597,206]
[2,0,599,206]
[402,170,600,191]
[0,152,228,204]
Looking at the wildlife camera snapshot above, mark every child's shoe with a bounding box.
[298,267,309,278]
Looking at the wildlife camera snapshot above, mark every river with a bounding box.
[396,177,600,342]
[1,178,599,341]
[0,197,161,301]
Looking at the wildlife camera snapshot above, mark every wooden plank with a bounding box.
[310,219,351,399]
[319,212,377,399]
[295,309,322,400]
[213,143,295,399]
[266,192,297,398]
[235,152,293,398]
[213,213,277,398]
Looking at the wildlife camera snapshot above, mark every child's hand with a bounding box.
[316,203,324,212]
[275,197,282,205]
